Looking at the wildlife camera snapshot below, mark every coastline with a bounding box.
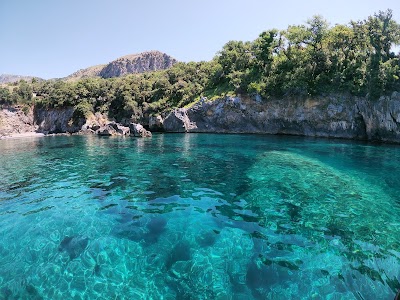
[1,90,400,144]
[0,132,45,140]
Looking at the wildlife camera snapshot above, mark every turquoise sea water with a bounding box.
[0,134,399,299]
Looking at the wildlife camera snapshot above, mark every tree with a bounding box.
[365,9,400,98]
[253,29,279,76]
[16,80,33,104]
[0,87,11,105]
[216,40,254,92]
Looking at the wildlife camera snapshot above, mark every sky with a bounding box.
[0,0,399,79]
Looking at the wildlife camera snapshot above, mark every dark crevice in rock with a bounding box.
[355,112,368,139]
[389,112,400,126]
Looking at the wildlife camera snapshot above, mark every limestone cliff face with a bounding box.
[99,51,177,79]
[162,92,400,143]
[2,92,400,143]
[34,108,85,134]
[356,95,400,142]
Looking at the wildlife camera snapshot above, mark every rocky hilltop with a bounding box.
[99,51,177,78]
[66,51,177,80]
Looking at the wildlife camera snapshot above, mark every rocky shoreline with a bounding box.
[161,92,400,143]
[0,107,152,139]
[1,92,400,143]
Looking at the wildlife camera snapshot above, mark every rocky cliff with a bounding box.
[33,107,84,134]
[0,106,37,137]
[65,51,177,80]
[99,51,177,78]
[162,92,400,143]
[2,92,400,143]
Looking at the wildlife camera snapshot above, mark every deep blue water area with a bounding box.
[0,134,399,299]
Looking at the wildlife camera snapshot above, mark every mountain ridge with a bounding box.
[0,74,43,84]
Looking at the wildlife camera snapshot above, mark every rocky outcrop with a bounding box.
[79,113,130,136]
[99,51,177,79]
[34,107,84,134]
[129,123,152,137]
[65,51,177,80]
[149,115,164,132]
[0,106,37,137]
[34,108,151,137]
[163,92,400,143]
[96,122,130,136]
[356,92,400,142]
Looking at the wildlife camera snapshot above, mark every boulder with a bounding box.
[108,121,130,135]
[163,109,197,132]
[97,124,116,136]
[129,123,152,137]
[96,122,130,136]
[149,115,164,131]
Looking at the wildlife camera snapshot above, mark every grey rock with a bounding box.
[163,109,197,132]
[254,94,262,103]
[149,115,164,131]
[129,123,152,137]
[97,126,114,136]
[34,107,83,134]
[163,93,400,142]
[91,124,100,131]
[0,106,38,136]
[65,51,177,80]
[95,122,129,136]
[117,124,130,135]
[99,51,177,79]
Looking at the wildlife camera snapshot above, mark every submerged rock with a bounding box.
[195,230,217,247]
[147,216,167,235]
[165,241,191,270]
[112,216,167,245]
[58,235,89,259]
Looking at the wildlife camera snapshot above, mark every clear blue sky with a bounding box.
[1,0,399,79]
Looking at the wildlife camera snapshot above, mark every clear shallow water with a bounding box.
[0,134,399,299]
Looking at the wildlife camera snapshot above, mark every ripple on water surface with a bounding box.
[0,134,399,299]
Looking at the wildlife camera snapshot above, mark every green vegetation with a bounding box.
[1,10,399,122]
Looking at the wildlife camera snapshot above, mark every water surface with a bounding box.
[0,134,399,299]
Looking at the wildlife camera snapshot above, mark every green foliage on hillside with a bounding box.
[1,10,399,122]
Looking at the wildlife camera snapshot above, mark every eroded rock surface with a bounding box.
[130,123,152,137]
[163,93,400,143]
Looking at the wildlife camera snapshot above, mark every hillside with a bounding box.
[65,64,106,81]
[0,74,42,84]
[66,51,177,80]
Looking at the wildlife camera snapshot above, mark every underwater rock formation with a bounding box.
[58,235,89,259]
